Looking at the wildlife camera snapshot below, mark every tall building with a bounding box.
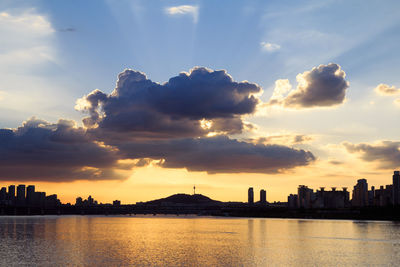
[39,192,46,207]
[45,194,59,208]
[26,185,35,207]
[16,184,26,206]
[393,171,400,206]
[374,185,393,207]
[352,179,368,207]
[75,197,83,206]
[297,185,313,208]
[260,189,267,204]
[8,185,15,205]
[288,194,298,208]
[88,195,94,206]
[0,187,6,205]
[248,187,254,204]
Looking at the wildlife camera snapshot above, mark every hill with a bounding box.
[144,194,222,205]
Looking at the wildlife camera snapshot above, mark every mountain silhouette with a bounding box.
[144,194,221,205]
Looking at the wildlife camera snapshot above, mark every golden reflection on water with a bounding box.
[0,216,399,266]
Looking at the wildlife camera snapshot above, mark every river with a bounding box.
[0,215,399,266]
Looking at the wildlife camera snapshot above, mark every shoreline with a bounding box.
[1,205,399,221]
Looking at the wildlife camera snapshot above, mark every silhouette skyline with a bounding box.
[1,170,399,219]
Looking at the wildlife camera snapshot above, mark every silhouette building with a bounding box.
[393,171,400,206]
[288,194,298,208]
[8,185,15,205]
[374,185,393,207]
[248,187,254,204]
[45,194,60,208]
[314,187,350,208]
[26,185,35,207]
[75,197,83,206]
[16,184,26,207]
[260,189,267,204]
[0,187,6,205]
[352,179,368,207]
[297,185,313,208]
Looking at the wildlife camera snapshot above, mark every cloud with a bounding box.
[374,83,400,107]
[0,65,318,181]
[0,117,316,180]
[328,160,343,165]
[76,67,261,140]
[269,79,292,102]
[73,67,316,176]
[267,63,349,108]
[0,10,55,68]
[248,134,313,145]
[343,141,400,169]
[374,83,400,95]
[116,136,315,174]
[260,42,281,52]
[165,5,199,23]
[0,117,127,181]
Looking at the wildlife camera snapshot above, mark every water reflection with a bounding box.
[0,216,399,266]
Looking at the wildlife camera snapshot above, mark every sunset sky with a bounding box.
[1,0,400,204]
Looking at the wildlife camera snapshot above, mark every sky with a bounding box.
[0,0,400,204]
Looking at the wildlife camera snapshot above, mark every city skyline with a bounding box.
[0,1,400,204]
[1,170,398,207]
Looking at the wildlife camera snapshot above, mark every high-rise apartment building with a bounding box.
[248,187,254,204]
[260,189,267,204]
[393,171,400,206]
[297,185,313,208]
[26,185,35,206]
[16,185,26,206]
[352,179,368,207]
[8,185,15,205]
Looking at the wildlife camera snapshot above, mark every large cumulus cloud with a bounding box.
[343,141,400,169]
[0,117,127,181]
[0,67,318,182]
[268,63,349,108]
[76,67,261,140]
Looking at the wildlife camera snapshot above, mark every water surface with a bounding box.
[0,215,399,266]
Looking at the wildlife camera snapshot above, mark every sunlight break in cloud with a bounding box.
[165,5,199,23]
[260,42,281,52]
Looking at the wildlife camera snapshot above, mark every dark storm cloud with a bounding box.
[268,63,349,108]
[0,118,125,181]
[343,141,400,169]
[76,67,261,139]
[115,135,316,174]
